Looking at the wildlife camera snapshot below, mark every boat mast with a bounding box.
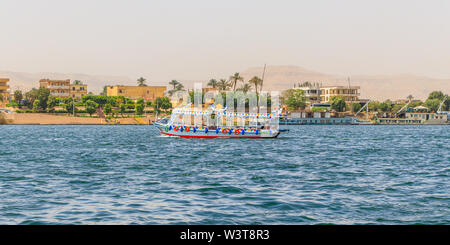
[437,95,448,113]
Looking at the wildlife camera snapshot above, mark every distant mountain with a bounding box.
[2,66,449,101]
[0,71,134,94]
[239,66,450,101]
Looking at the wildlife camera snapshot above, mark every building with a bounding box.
[0,78,11,106]
[320,86,360,103]
[0,78,10,103]
[39,79,70,98]
[106,85,166,101]
[70,83,88,100]
[293,83,321,104]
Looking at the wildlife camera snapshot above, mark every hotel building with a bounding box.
[106,85,166,101]
[39,79,70,98]
[293,83,322,104]
[320,86,361,103]
[70,83,88,100]
[0,78,11,105]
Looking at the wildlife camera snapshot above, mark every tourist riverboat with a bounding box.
[154,105,284,138]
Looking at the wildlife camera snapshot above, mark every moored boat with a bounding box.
[154,105,284,138]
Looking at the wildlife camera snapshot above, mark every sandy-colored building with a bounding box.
[40,79,70,98]
[0,78,11,105]
[320,86,360,103]
[294,83,321,104]
[106,85,166,101]
[70,83,88,100]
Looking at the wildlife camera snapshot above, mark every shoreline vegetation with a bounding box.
[1,76,449,125]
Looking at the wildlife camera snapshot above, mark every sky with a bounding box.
[1,0,450,82]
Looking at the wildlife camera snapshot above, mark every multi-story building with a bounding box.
[70,83,88,100]
[320,86,360,104]
[106,85,166,101]
[293,83,321,104]
[0,78,11,106]
[39,79,70,98]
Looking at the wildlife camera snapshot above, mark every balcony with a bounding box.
[51,92,70,97]
[0,85,9,90]
[48,85,70,89]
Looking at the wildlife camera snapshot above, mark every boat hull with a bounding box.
[155,124,280,139]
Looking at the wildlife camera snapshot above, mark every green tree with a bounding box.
[427,91,445,101]
[352,102,362,113]
[407,100,424,109]
[424,99,441,112]
[229,73,244,91]
[169,80,179,90]
[237,83,252,93]
[73,80,82,85]
[85,100,98,116]
[37,87,51,110]
[137,77,147,86]
[427,91,449,111]
[14,90,23,104]
[217,79,231,91]
[368,101,380,111]
[379,102,390,112]
[391,104,405,113]
[160,97,172,112]
[136,98,145,105]
[207,79,218,88]
[120,103,126,115]
[63,98,76,114]
[32,99,40,112]
[285,89,307,110]
[25,88,39,109]
[46,95,58,112]
[104,104,112,114]
[330,96,347,112]
[135,103,144,115]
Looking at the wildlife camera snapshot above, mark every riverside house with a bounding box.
[70,83,88,100]
[0,78,11,106]
[106,85,166,101]
[320,86,361,103]
[40,79,71,98]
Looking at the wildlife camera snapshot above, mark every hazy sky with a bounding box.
[1,0,450,82]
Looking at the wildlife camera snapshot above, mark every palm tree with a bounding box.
[169,80,179,90]
[207,79,218,88]
[137,77,147,86]
[175,83,184,91]
[237,83,252,93]
[248,76,263,112]
[407,95,414,102]
[229,73,244,91]
[248,76,263,95]
[217,79,230,92]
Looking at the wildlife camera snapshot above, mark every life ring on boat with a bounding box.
[234,129,240,135]
[222,128,228,134]
[185,126,190,132]
[174,126,179,132]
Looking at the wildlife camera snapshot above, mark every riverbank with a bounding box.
[4,113,157,125]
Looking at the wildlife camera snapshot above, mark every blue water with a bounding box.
[0,125,448,225]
